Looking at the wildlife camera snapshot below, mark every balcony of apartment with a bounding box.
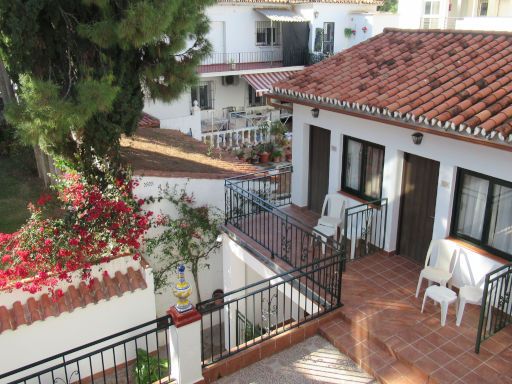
[197,49,324,75]
[420,15,512,31]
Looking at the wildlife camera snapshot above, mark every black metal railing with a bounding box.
[343,199,388,261]
[198,49,310,73]
[475,264,512,353]
[225,168,343,272]
[1,316,174,384]
[197,255,342,367]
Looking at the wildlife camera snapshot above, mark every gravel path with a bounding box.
[217,335,377,384]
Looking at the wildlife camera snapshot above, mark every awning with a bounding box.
[242,71,300,96]
[256,9,308,23]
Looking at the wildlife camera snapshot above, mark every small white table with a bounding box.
[421,285,457,326]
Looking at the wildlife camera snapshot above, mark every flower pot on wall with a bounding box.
[259,151,270,164]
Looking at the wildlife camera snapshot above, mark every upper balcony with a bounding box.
[420,16,512,31]
[198,49,326,75]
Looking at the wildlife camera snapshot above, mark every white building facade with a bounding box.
[399,0,512,31]
[144,0,399,141]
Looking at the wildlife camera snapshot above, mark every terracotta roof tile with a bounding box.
[0,269,148,334]
[138,113,160,129]
[273,29,512,145]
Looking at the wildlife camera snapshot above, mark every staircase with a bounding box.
[319,314,432,384]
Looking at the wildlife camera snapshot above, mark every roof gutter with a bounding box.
[269,93,512,153]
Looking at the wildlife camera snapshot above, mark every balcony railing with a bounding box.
[476,264,512,353]
[198,49,313,74]
[0,315,174,384]
[420,16,512,31]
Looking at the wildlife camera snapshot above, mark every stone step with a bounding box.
[318,314,431,384]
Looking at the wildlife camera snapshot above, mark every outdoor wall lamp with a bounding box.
[311,108,320,118]
[411,132,424,145]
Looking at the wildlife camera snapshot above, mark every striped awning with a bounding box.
[242,71,300,96]
[256,9,308,23]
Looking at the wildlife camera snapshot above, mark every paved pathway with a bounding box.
[217,335,376,384]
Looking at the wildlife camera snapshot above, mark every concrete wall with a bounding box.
[0,257,157,380]
[290,103,511,287]
[135,176,225,316]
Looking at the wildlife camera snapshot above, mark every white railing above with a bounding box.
[201,125,270,149]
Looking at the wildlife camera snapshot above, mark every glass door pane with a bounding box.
[488,184,512,254]
[345,140,362,191]
[364,146,384,200]
[456,174,489,240]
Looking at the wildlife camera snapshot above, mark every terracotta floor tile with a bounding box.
[423,331,450,348]
[411,337,438,355]
[426,348,453,369]
[431,367,459,384]
[444,359,472,379]
[438,341,466,359]
[473,362,507,383]
[485,355,512,376]
[457,351,484,370]
[451,334,475,351]
[413,355,439,375]
[460,370,491,384]
[396,344,424,363]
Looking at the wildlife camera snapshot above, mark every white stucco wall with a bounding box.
[0,258,157,380]
[135,176,225,316]
[290,103,511,287]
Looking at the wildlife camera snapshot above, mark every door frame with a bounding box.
[307,125,331,213]
[396,152,440,262]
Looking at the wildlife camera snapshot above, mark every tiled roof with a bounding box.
[217,0,382,4]
[139,113,160,129]
[0,268,147,333]
[121,128,257,179]
[272,29,512,145]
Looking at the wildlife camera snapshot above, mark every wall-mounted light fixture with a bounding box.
[311,108,319,118]
[314,11,319,18]
[411,132,424,145]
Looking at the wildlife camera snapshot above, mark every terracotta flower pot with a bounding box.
[259,151,270,163]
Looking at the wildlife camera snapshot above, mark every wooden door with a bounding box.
[308,126,331,214]
[397,153,440,264]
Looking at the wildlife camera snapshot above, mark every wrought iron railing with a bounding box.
[475,264,512,353]
[197,255,342,367]
[198,49,309,73]
[343,199,388,261]
[0,315,173,384]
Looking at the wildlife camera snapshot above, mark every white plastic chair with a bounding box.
[415,239,457,298]
[316,193,346,239]
[456,285,483,326]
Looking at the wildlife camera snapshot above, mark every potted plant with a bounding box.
[257,143,270,164]
[250,148,260,164]
[272,148,283,163]
[235,148,244,160]
[284,146,292,162]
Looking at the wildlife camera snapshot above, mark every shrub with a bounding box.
[133,349,169,384]
[0,171,151,295]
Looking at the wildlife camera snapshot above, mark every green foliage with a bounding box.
[133,349,169,384]
[146,184,222,302]
[0,0,213,180]
[378,0,398,13]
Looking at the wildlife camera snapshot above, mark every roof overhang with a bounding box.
[256,8,309,22]
[269,92,512,153]
[242,71,302,96]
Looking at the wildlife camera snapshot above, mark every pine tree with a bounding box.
[0,0,212,180]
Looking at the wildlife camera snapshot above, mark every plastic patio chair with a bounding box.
[415,239,457,298]
[456,285,484,326]
[316,193,346,240]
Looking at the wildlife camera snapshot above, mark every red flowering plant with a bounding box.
[0,171,151,296]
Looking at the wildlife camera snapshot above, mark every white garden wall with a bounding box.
[290,103,510,287]
[0,257,157,380]
[135,176,225,316]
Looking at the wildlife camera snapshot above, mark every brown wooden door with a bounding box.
[308,126,331,214]
[397,153,440,264]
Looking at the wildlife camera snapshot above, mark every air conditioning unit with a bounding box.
[222,75,239,86]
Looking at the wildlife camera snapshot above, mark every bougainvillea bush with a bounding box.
[0,172,151,296]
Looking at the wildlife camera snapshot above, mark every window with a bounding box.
[248,85,263,107]
[323,22,335,55]
[424,0,440,15]
[341,137,384,201]
[313,28,323,52]
[478,0,489,16]
[255,21,281,46]
[452,169,512,259]
[191,81,214,110]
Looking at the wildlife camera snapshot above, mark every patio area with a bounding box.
[320,253,512,384]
